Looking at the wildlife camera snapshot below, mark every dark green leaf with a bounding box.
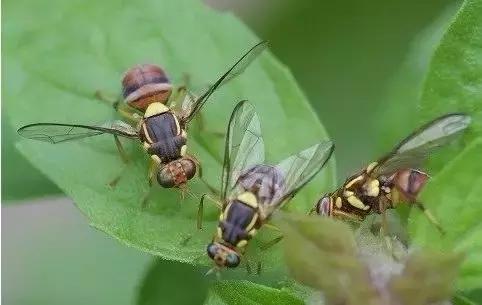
[4,0,335,266]
[204,280,303,305]
[137,259,209,305]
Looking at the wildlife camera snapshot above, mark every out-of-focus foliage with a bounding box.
[277,212,463,305]
[5,0,334,268]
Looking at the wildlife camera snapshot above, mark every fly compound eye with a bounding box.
[157,165,175,188]
[317,196,331,216]
[225,252,240,268]
[207,243,218,260]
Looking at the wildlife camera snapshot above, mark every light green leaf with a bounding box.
[409,138,482,291]
[1,118,60,201]
[204,280,303,305]
[137,259,209,305]
[406,0,482,292]
[4,0,335,267]
[419,0,482,139]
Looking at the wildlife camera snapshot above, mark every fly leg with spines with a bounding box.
[414,202,445,235]
[107,135,131,187]
[259,223,284,251]
[186,154,220,196]
[141,157,161,207]
[197,194,223,230]
[94,90,142,124]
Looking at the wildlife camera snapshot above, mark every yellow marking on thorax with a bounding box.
[174,115,181,135]
[142,123,154,144]
[344,175,364,189]
[248,229,257,237]
[347,195,370,210]
[236,240,248,248]
[181,130,187,138]
[237,192,258,208]
[151,154,161,165]
[180,145,187,157]
[365,162,378,174]
[217,227,223,239]
[144,102,169,118]
[343,190,354,197]
[364,179,380,197]
[245,213,258,233]
[335,197,342,208]
[142,142,150,151]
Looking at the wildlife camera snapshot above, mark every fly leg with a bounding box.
[187,154,219,196]
[414,202,445,235]
[94,91,142,124]
[141,156,161,207]
[197,193,222,230]
[108,135,131,187]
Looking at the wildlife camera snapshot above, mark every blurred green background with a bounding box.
[2,0,461,304]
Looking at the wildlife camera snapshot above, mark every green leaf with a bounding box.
[4,0,335,267]
[137,259,209,305]
[1,117,60,201]
[377,4,458,152]
[409,138,482,291]
[204,280,303,305]
[419,0,482,138]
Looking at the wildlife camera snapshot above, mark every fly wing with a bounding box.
[221,100,265,201]
[258,141,334,220]
[371,113,471,177]
[180,41,267,124]
[17,120,139,144]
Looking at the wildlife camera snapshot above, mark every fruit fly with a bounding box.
[97,41,268,126]
[312,113,471,233]
[202,100,334,269]
[17,42,267,199]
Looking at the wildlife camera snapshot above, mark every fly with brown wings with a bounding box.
[312,113,471,234]
[199,100,334,271]
[17,41,268,204]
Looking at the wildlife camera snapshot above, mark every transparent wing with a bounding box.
[181,41,268,123]
[221,100,265,201]
[258,141,334,219]
[372,113,471,177]
[17,120,139,144]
